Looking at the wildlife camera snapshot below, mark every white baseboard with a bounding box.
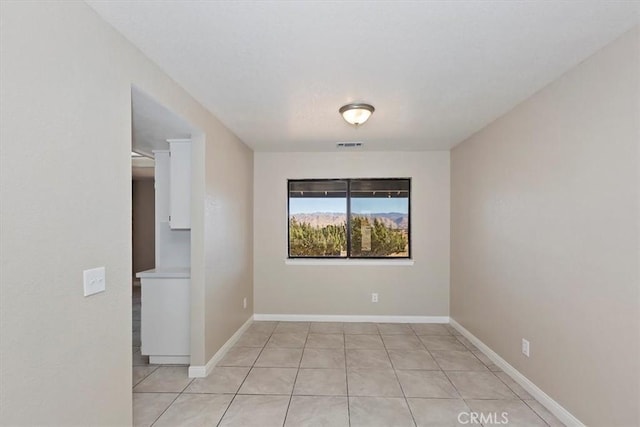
[188,315,254,378]
[449,318,584,427]
[253,314,449,323]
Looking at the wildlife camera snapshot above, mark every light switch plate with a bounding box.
[83,267,106,296]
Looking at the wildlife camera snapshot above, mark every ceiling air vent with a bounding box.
[336,142,363,149]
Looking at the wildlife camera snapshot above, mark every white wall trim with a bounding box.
[449,318,584,427]
[188,315,254,378]
[253,314,449,323]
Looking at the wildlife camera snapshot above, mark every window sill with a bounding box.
[285,258,414,266]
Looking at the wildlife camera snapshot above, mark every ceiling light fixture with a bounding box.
[339,103,375,126]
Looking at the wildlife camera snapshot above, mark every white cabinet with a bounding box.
[153,150,170,223]
[168,139,191,229]
[153,140,191,229]
[153,150,190,268]
[137,268,190,365]
[140,139,192,365]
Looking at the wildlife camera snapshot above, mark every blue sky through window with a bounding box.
[290,198,408,215]
[352,198,408,214]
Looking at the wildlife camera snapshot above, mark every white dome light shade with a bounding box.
[339,103,375,126]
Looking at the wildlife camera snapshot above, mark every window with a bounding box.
[288,178,411,259]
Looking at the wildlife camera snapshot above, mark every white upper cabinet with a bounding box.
[153,150,170,223]
[154,140,191,230]
[167,139,191,229]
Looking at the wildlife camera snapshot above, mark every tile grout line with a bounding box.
[438,352,549,422]
[415,326,473,418]
[522,399,555,427]
[451,331,547,421]
[149,371,195,427]
[487,368,552,427]
[215,321,279,427]
[149,394,182,427]
[384,325,420,427]
[343,325,351,427]
[132,365,160,388]
[281,323,310,427]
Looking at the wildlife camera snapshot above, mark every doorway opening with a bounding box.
[130,87,198,416]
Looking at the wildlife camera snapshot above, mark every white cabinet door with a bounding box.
[140,278,190,357]
[153,150,170,223]
[168,140,191,229]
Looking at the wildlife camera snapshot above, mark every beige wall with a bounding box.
[203,127,254,359]
[0,2,253,425]
[451,28,639,426]
[132,179,155,276]
[254,151,450,316]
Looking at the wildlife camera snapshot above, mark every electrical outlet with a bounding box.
[243,297,247,309]
[522,339,530,357]
[83,267,106,296]
[371,293,379,303]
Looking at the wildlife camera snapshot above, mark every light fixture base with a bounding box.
[339,103,375,126]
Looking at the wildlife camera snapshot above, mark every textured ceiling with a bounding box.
[89,1,639,151]
[131,86,193,157]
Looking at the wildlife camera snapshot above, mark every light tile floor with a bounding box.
[132,314,565,426]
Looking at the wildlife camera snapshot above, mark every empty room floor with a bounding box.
[132,321,564,426]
